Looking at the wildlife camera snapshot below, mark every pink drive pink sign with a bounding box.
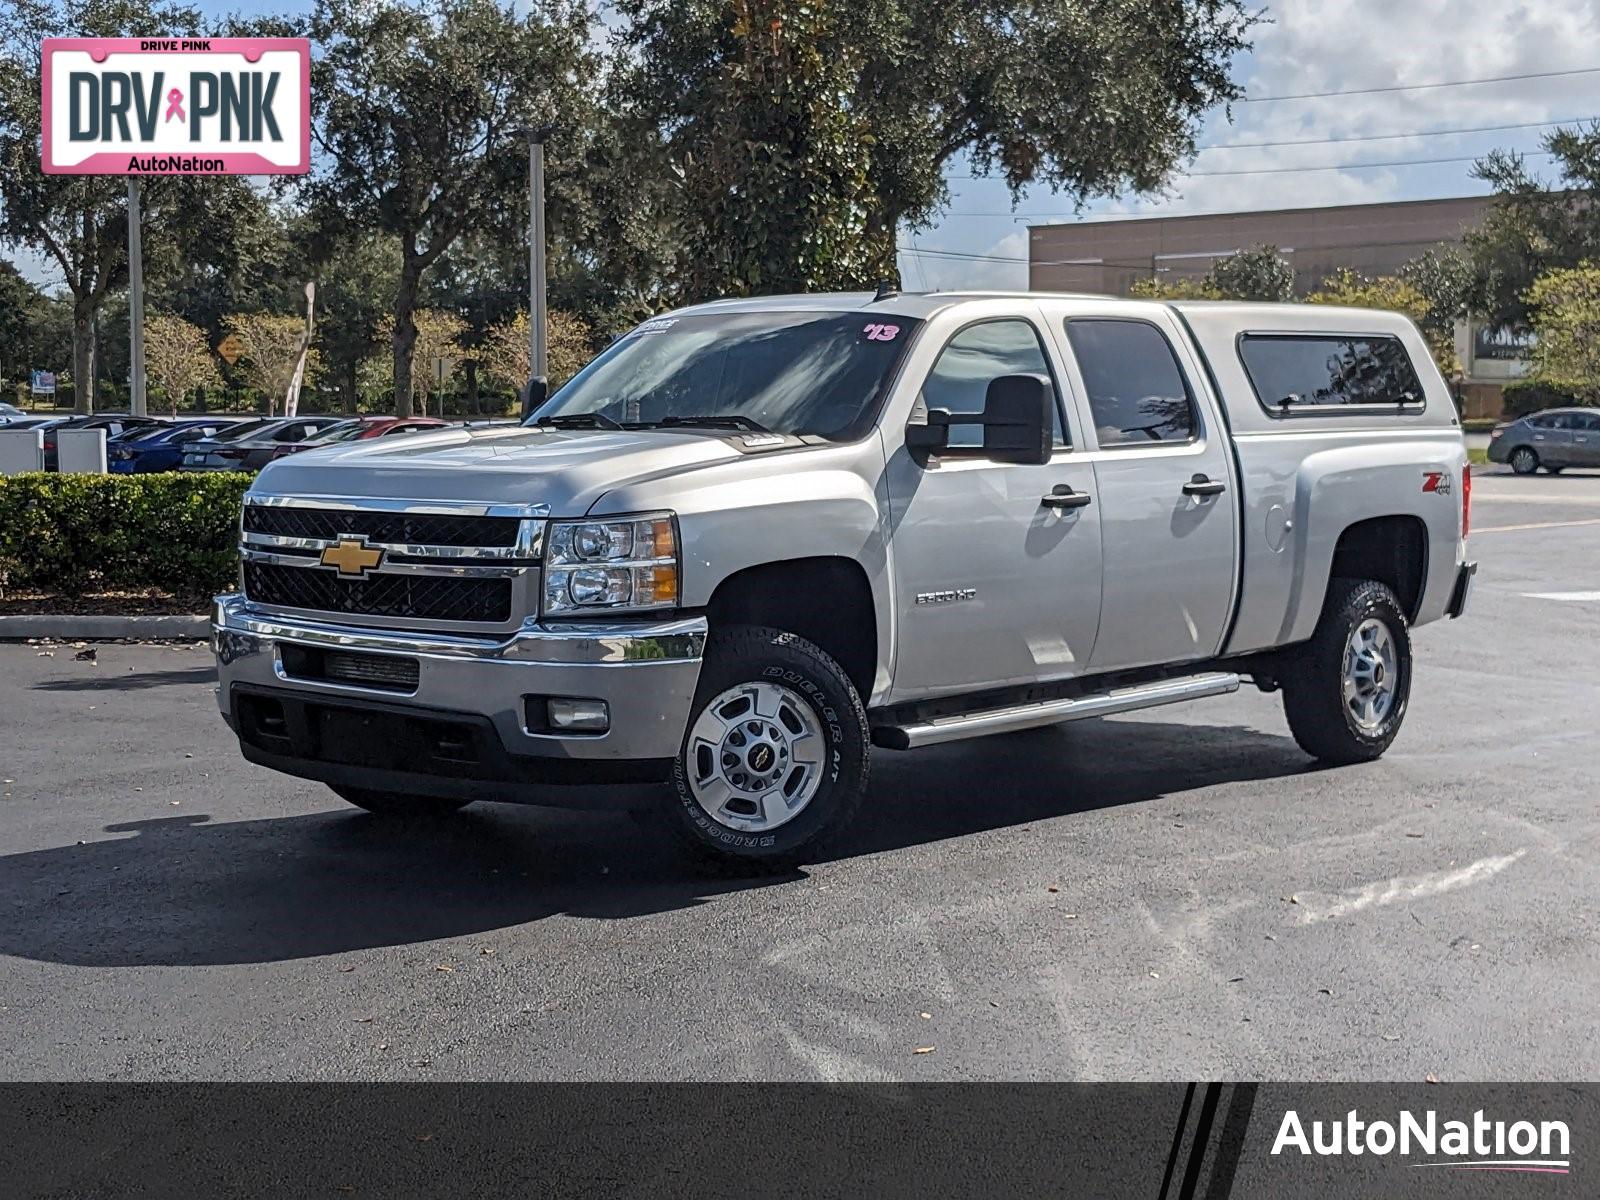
[41,37,310,175]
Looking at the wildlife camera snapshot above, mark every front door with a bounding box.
[885,316,1103,701]
[1057,315,1239,672]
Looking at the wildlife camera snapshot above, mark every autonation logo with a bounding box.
[1272,1108,1571,1175]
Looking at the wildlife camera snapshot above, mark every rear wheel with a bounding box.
[661,624,870,873]
[1281,578,1412,765]
[331,787,471,817]
[1510,446,1539,475]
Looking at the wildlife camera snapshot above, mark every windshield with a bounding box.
[529,310,922,441]
[215,418,272,442]
[311,420,369,443]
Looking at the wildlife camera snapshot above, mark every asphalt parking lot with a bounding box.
[2,468,1597,1082]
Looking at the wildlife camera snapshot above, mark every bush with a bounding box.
[0,473,252,599]
[1502,380,1582,418]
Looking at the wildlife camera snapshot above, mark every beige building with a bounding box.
[1029,195,1522,415]
[1027,195,1494,296]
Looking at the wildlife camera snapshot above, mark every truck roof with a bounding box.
[668,291,1424,333]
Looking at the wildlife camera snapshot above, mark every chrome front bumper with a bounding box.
[211,593,705,765]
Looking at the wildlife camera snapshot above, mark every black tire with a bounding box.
[331,786,471,817]
[1281,578,1412,765]
[1510,446,1539,475]
[660,624,870,873]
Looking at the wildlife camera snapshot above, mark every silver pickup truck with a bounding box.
[212,292,1475,870]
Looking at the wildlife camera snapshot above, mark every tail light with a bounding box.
[1462,462,1471,539]
[219,448,247,460]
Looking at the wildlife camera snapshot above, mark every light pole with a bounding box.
[127,178,147,416]
[516,124,556,419]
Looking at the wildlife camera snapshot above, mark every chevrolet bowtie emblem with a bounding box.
[320,537,384,578]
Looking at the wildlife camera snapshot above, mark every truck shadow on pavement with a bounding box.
[0,718,1311,969]
[32,665,218,693]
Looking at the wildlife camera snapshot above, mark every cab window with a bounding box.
[919,320,1066,448]
[1064,319,1197,446]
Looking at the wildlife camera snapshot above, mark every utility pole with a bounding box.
[127,178,147,416]
[517,125,555,418]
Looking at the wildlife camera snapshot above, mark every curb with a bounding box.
[0,614,210,641]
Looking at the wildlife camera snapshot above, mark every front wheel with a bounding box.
[1281,578,1412,765]
[661,625,870,873]
[331,786,471,818]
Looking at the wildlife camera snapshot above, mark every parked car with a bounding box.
[0,402,26,423]
[214,292,1474,871]
[109,418,250,474]
[264,415,450,462]
[1487,407,1600,474]
[43,413,166,469]
[181,416,344,471]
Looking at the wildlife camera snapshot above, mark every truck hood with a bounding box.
[249,424,749,515]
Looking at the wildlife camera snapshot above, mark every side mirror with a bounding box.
[980,374,1053,465]
[521,377,548,422]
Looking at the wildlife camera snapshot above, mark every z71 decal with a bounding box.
[1423,471,1452,495]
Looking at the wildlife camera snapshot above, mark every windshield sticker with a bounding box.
[632,318,679,336]
[863,323,900,341]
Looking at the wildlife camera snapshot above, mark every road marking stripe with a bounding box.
[1472,492,1600,506]
[1524,591,1600,601]
[1472,518,1600,533]
[1295,849,1526,924]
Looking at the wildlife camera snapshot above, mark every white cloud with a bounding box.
[912,0,1600,275]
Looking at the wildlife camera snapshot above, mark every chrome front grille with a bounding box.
[243,504,521,549]
[243,561,513,623]
[239,496,544,632]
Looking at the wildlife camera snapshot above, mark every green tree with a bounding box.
[311,233,402,414]
[1399,245,1472,357]
[142,312,219,413]
[1129,245,1292,301]
[304,0,596,415]
[226,312,318,415]
[1525,264,1600,404]
[1208,245,1295,301]
[615,0,1256,297]
[0,260,55,395]
[1467,122,1600,329]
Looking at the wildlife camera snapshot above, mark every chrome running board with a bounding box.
[873,672,1242,750]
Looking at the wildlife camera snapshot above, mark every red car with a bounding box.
[266,416,449,461]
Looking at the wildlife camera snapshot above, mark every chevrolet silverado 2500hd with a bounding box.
[213,292,1475,869]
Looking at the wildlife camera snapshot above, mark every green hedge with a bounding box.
[0,473,251,599]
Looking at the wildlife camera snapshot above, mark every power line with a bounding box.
[1239,65,1600,103]
[1186,148,1555,178]
[935,150,1559,217]
[1198,115,1595,153]
[899,230,1481,269]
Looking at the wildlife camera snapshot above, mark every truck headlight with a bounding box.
[543,513,680,615]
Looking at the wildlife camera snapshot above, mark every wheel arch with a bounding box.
[1327,514,1430,621]
[704,557,879,700]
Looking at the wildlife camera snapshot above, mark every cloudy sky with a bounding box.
[14,0,1600,292]
[907,0,1600,287]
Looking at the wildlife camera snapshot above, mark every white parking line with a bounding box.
[1524,591,1600,602]
[1294,849,1527,924]
[1473,518,1600,534]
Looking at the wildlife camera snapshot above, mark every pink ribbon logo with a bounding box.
[164,88,185,123]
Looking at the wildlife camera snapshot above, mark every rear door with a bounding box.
[1570,412,1600,467]
[1048,307,1240,672]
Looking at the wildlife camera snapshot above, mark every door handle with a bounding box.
[1041,485,1092,510]
[1182,474,1227,497]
